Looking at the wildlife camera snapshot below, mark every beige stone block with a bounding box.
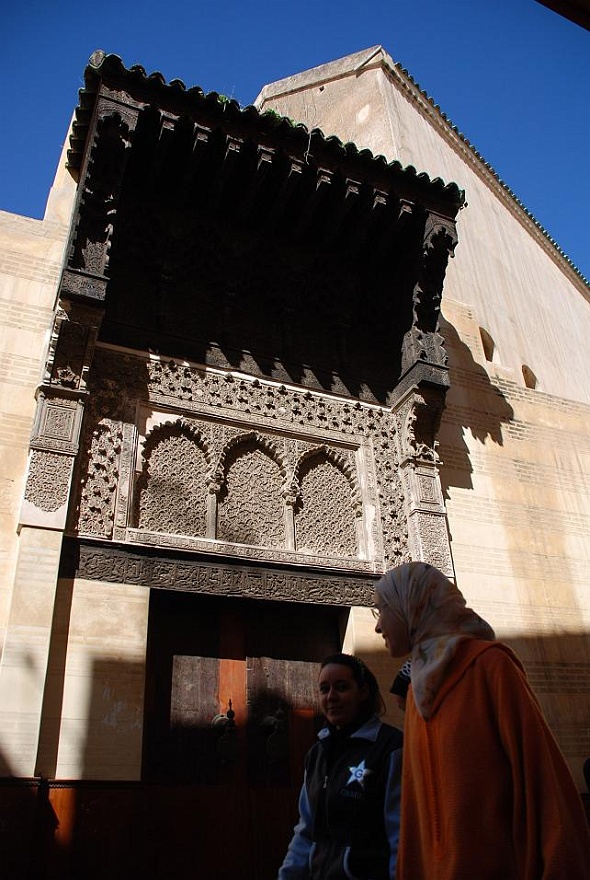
[57,712,143,780]
[69,580,150,648]
[0,712,44,776]
[0,527,62,773]
[9,559,63,627]
[56,669,145,779]
[42,120,78,227]
[53,579,149,779]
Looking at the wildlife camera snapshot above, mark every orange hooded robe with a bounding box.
[396,640,590,879]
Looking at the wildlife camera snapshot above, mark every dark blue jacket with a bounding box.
[278,716,403,879]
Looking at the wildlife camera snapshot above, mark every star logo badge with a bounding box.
[346,759,372,788]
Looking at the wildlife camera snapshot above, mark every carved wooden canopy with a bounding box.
[22,51,464,589]
[60,50,464,406]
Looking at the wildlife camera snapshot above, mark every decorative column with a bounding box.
[390,209,459,577]
[20,88,140,529]
[0,87,140,775]
[392,386,453,577]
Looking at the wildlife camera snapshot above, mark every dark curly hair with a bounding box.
[320,653,386,717]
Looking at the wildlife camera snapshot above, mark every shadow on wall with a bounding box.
[0,747,61,880]
[16,658,319,880]
[436,315,514,496]
[3,623,590,880]
[364,628,590,817]
[502,629,590,782]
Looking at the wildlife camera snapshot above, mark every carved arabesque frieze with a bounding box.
[76,419,123,539]
[391,387,453,576]
[66,540,377,607]
[69,348,410,569]
[136,424,210,538]
[217,436,286,549]
[294,452,358,558]
[24,450,72,513]
[112,418,136,541]
[67,368,132,538]
[372,429,408,566]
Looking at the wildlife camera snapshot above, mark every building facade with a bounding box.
[0,46,588,878]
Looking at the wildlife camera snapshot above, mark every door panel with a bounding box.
[143,589,345,880]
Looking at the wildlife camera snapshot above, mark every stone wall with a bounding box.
[0,141,75,775]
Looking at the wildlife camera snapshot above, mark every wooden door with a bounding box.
[142,589,345,880]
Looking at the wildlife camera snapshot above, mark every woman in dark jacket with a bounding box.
[278,653,403,880]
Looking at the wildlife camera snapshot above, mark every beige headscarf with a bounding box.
[376,562,495,719]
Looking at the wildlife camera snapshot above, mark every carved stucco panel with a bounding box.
[113,418,136,540]
[295,455,357,557]
[136,429,209,537]
[217,439,285,548]
[408,511,453,575]
[29,395,84,456]
[42,403,76,442]
[372,430,408,567]
[357,441,382,561]
[76,419,123,538]
[24,450,72,512]
[68,542,376,606]
[74,348,414,571]
[417,472,437,504]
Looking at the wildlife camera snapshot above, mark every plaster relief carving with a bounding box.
[391,387,452,573]
[42,404,76,441]
[25,450,71,512]
[408,511,452,575]
[371,431,407,566]
[136,426,209,537]
[294,452,357,558]
[217,438,285,548]
[72,348,416,571]
[65,540,377,607]
[114,420,136,533]
[417,473,438,505]
[76,420,123,538]
[29,394,84,455]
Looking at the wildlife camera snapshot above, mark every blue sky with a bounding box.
[2,1,589,280]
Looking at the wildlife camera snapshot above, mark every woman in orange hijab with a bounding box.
[374,561,590,879]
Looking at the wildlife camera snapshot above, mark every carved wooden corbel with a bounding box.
[44,300,103,393]
[400,210,458,379]
[59,93,139,303]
